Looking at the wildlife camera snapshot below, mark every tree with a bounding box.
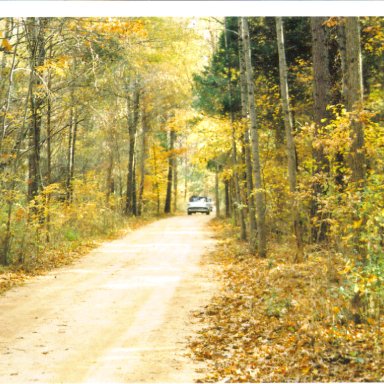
[0,17,208,265]
[240,17,267,258]
[125,78,140,216]
[224,17,247,240]
[276,17,303,262]
[25,18,48,203]
[310,17,332,241]
[344,17,366,187]
[164,128,175,214]
[238,18,257,251]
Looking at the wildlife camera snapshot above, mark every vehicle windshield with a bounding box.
[189,196,207,202]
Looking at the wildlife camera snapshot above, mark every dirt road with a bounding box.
[0,215,216,383]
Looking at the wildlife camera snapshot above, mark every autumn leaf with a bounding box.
[2,38,12,52]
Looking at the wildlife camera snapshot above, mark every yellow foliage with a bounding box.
[2,38,12,52]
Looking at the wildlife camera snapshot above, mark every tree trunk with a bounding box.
[45,43,53,242]
[152,143,160,216]
[173,150,178,212]
[125,81,139,216]
[46,49,52,189]
[238,18,257,250]
[164,128,175,214]
[26,18,47,203]
[344,17,366,323]
[106,150,114,206]
[66,103,77,202]
[1,49,33,265]
[184,150,188,205]
[0,19,19,155]
[138,107,148,216]
[225,179,230,218]
[331,20,347,192]
[132,164,137,215]
[310,17,332,242]
[224,17,247,241]
[345,17,365,186]
[215,163,220,218]
[276,17,304,262]
[240,17,267,258]
[337,19,348,103]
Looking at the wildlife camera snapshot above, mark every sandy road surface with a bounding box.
[0,215,216,383]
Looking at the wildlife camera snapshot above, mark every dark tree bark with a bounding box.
[344,17,366,186]
[346,17,367,323]
[164,128,175,214]
[152,143,160,216]
[26,18,48,202]
[106,150,114,206]
[339,17,366,322]
[125,80,140,216]
[137,106,148,216]
[66,94,78,203]
[225,179,230,218]
[224,17,247,241]
[310,17,332,242]
[215,163,220,218]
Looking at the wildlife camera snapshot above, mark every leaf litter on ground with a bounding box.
[189,219,384,382]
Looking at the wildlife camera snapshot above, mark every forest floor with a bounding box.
[189,219,384,382]
[0,215,217,383]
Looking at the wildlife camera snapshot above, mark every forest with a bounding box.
[0,17,213,272]
[0,16,383,381]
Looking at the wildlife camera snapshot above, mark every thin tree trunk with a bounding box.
[332,19,348,192]
[225,179,230,218]
[152,143,160,216]
[132,163,137,216]
[125,81,139,216]
[106,150,114,206]
[184,147,188,204]
[345,17,365,187]
[138,108,148,216]
[224,17,247,240]
[0,20,19,155]
[0,18,10,89]
[276,17,304,262]
[66,98,77,202]
[173,140,178,212]
[27,18,47,203]
[344,17,366,323]
[310,17,332,242]
[164,129,175,214]
[215,163,220,218]
[240,17,267,258]
[1,58,33,265]
[238,18,257,250]
[45,43,53,242]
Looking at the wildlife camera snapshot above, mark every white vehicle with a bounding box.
[187,196,210,215]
